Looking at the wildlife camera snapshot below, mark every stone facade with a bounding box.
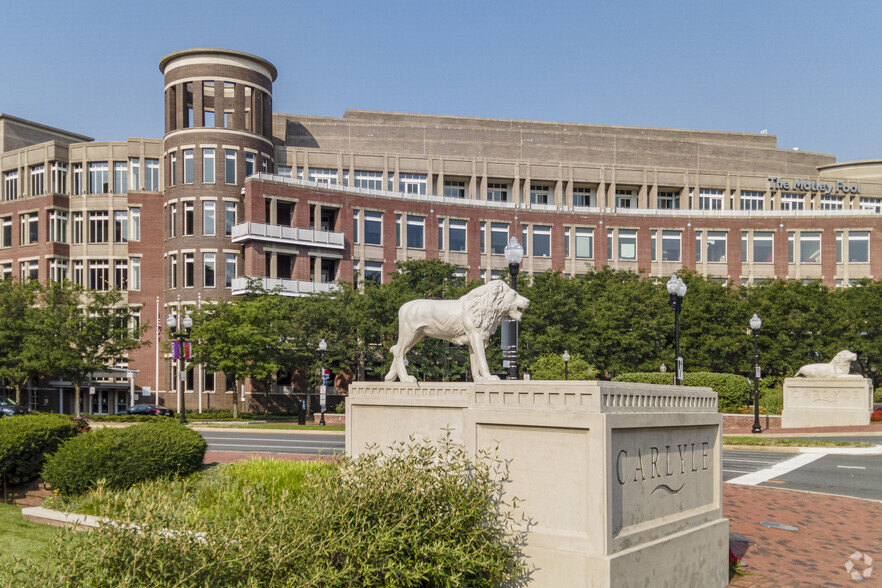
[782,377,873,428]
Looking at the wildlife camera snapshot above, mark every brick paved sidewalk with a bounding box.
[725,485,881,587]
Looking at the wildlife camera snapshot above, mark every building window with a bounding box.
[89,260,110,291]
[169,153,177,187]
[170,255,178,288]
[223,150,236,184]
[533,225,551,257]
[780,193,804,211]
[399,173,427,195]
[262,158,269,174]
[706,231,727,262]
[573,186,594,208]
[184,201,194,235]
[72,212,83,244]
[88,162,109,194]
[522,227,528,257]
[444,180,466,199]
[129,207,140,241]
[820,195,843,210]
[245,153,255,177]
[575,228,593,258]
[837,231,843,263]
[114,260,128,290]
[4,171,18,201]
[657,191,680,210]
[859,198,881,213]
[129,159,140,191]
[309,168,337,185]
[169,203,178,237]
[753,231,774,263]
[564,227,570,257]
[848,231,870,263]
[490,223,509,254]
[615,189,634,209]
[30,165,45,196]
[203,149,215,183]
[617,229,637,260]
[114,162,127,194]
[47,210,67,244]
[184,253,194,287]
[87,211,107,243]
[352,210,360,243]
[183,150,194,184]
[130,257,141,291]
[364,261,383,284]
[20,261,38,282]
[406,215,425,249]
[225,254,236,288]
[799,232,821,263]
[51,162,67,194]
[71,164,84,195]
[204,253,216,287]
[650,230,657,261]
[20,213,39,245]
[362,211,381,245]
[204,371,215,392]
[530,184,551,205]
[0,216,11,248]
[71,260,83,286]
[277,166,292,178]
[487,183,509,202]
[203,201,215,235]
[740,191,763,211]
[741,231,748,263]
[480,222,486,253]
[437,219,444,250]
[0,263,11,279]
[49,258,68,283]
[114,210,128,243]
[787,232,795,263]
[354,170,382,190]
[143,159,159,191]
[448,219,467,252]
[224,202,237,235]
[662,230,681,262]
[698,189,723,211]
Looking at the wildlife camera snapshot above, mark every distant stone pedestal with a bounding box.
[346,381,728,588]
[782,377,873,428]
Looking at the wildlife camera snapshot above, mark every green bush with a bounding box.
[613,371,751,412]
[528,352,598,380]
[9,435,529,587]
[86,414,162,423]
[41,420,206,496]
[0,414,82,485]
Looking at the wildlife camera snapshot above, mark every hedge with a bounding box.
[42,420,207,495]
[0,414,83,485]
[612,372,751,413]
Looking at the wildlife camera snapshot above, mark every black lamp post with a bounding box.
[562,350,570,380]
[319,338,327,426]
[750,313,762,434]
[666,274,687,385]
[166,312,193,425]
[504,236,524,380]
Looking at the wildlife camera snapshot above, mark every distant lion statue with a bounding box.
[385,280,530,383]
[794,350,858,378]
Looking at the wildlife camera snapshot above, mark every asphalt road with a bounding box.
[199,430,345,456]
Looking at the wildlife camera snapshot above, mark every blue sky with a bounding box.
[2,0,879,162]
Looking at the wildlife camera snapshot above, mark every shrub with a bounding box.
[613,372,751,412]
[41,420,206,495]
[0,414,82,485]
[86,414,161,423]
[529,352,598,380]
[8,435,529,587]
[872,410,882,422]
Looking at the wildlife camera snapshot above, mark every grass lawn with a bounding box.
[722,436,873,448]
[0,503,62,570]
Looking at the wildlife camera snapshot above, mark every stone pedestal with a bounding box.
[782,377,873,428]
[346,381,728,588]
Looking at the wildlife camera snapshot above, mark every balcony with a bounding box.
[230,221,344,249]
[231,276,339,297]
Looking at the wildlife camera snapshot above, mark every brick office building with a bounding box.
[2,47,882,414]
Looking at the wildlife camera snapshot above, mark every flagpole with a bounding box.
[155,296,160,401]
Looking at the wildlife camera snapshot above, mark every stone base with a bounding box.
[782,377,872,428]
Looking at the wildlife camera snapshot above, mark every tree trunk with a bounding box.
[232,380,239,419]
[14,384,21,406]
[74,383,81,418]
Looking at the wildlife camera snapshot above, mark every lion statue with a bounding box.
[385,280,530,383]
[794,350,858,378]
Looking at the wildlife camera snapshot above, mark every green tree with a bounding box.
[0,278,41,405]
[529,352,597,380]
[35,282,147,418]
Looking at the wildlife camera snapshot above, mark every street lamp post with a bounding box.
[319,338,327,426]
[504,236,524,380]
[166,312,193,425]
[562,350,570,380]
[750,313,762,434]
[666,275,688,385]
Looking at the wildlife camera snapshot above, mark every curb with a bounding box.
[21,506,106,529]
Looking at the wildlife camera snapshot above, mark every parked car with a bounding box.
[118,404,174,417]
[0,397,27,417]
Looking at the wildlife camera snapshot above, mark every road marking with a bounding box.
[723,469,752,474]
[726,453,825,486]
[724,458,782,464]
[837,465,866,470]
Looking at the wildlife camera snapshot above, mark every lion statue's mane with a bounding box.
[385,280,530,383]
[794,350,858,378]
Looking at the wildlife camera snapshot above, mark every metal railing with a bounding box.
[230,276,340,297]
[230,221,344,248]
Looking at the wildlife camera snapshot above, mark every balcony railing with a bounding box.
[230,221,344,249]
[230,276,339,297]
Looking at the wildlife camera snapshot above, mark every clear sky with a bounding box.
[2,0,879,162]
